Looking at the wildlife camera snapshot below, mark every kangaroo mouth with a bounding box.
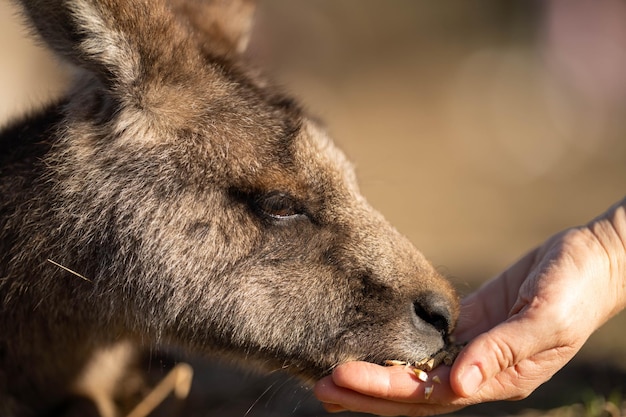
[382,342,465,372]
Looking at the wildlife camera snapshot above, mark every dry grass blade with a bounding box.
[47,259,92,282]
[126,363,194,417]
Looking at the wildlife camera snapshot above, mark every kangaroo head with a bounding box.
[16,0,459,379]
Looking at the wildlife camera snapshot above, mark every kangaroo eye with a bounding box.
[254,191,305,220]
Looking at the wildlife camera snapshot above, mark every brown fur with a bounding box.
[0,0,459,415]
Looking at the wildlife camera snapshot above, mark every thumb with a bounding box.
[449,308,556,399]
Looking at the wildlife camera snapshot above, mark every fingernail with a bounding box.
[323,403,347,413]
[461,365,484,396]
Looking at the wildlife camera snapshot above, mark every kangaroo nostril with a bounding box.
[413,292,454,336]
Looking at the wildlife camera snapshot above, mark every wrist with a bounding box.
[587,197,626,316]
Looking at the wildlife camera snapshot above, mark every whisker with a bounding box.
[244,379,281,417]
[264,375,294,406]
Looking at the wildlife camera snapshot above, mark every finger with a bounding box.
[315,373,465,417]
[450,306,562,399]
[331,362,456,402]
[315,362,479,406]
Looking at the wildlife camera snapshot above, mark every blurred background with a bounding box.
[2,0,625,415]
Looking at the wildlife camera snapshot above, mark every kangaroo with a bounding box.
[0,0,459,415]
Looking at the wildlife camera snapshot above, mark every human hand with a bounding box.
[314,199,626,416]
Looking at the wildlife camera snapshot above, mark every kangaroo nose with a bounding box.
[413,292,455,337]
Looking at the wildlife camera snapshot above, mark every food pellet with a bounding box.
[413,369,428,382]
[423,358,436,371]
[384,360,407,367]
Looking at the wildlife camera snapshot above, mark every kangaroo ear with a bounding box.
[170,0,256,57]
[14,0,198,91]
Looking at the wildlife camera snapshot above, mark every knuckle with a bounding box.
[482,334,517,371]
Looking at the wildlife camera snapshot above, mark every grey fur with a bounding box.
[0,0,459,415]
